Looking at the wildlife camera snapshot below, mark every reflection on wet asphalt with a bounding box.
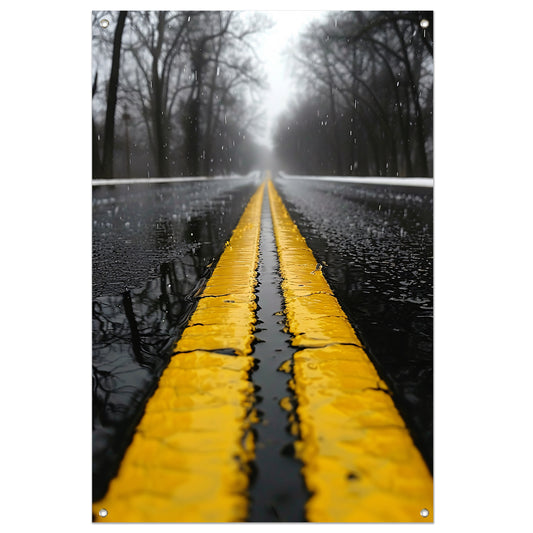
[274,176,433,471]
[248,189,308,522]
[93,173,433,507]
[92,175,261,501]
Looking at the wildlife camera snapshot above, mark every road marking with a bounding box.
[93,176,432,522]
[268,179,433,522]
[279,172,433,188]
[92,176,211,186]
[246,184,309,521]
[92,172,260,186]
[92,183,265,522]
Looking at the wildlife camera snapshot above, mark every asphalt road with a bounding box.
[92,172,433,503]
[274,175,433,471]
[92,174,261,500]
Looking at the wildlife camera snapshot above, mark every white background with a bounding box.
[1,1,532,531]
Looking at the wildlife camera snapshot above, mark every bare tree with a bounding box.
[181,11,268,176]
[100,11,128,178]
[92,10,270,178]
[275,11,433,177]
[122,11,191,177]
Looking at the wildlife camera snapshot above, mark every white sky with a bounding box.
[251,10,327,147]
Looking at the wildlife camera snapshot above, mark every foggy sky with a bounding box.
[251,11,326,147]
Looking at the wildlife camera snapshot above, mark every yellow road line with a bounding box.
[267,179,433,522]
[93,183,265,522]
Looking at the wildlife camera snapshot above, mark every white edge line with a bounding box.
[278,172,433,188]
[93,177,208,186]
[92,173,260,187]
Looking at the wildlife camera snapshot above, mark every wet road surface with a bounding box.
[247,189,309,521]
[92,172,433,513]
[274,175,433,471]
[92,174,261,500]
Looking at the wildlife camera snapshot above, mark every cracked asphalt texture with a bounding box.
[92,174,433,502]
[274,176,433,471]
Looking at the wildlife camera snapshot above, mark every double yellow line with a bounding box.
[93,177,432,522]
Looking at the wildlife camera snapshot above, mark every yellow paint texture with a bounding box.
[268,180,433,522]
[93,183,265,523]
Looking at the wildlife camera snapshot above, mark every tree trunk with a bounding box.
[393,20,429,176]
[203,40,223,176]
[184,45,205,176]
[151,12,170,177]
[101,11,127,179]
[92,72,102,178]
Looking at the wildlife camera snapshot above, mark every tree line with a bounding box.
[273,11,433,177]
[92,11,271,179]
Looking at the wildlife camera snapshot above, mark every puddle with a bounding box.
[92,177,260,500]
[274,177,433,472]
[247,188,308,522]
